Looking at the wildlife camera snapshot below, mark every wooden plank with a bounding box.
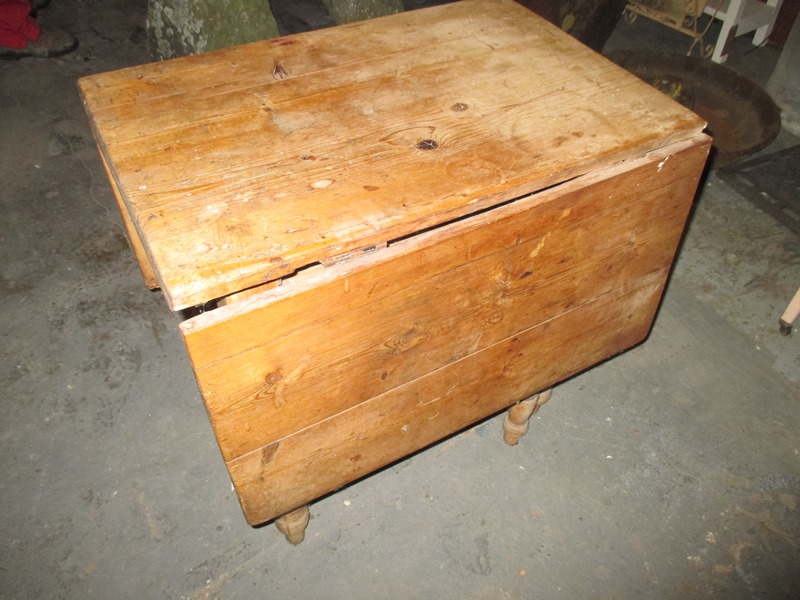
[97,149,160,289]
[227,273,667,525]
[181,137,710,462]
[79,0,706,309]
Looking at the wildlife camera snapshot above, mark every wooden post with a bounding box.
[779,287,800,336]
[503,389,553,445]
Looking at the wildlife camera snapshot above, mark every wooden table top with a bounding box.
[79,0,705,310]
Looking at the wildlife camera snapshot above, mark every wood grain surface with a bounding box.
[229,273,668,524]
[97,149,159,289]
[79,0,706,309]
[182,136,710,524]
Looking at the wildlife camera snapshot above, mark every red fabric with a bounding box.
[0,0,39,49]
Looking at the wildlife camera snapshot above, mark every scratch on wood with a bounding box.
[418,396,441,407]
[529,232,551,258]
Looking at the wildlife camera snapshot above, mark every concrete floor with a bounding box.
[2,1,799,598]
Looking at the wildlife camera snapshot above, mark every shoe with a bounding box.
[0,28,78,59]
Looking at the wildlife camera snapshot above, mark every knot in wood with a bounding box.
[265,370,283,385]
[415,139,439,151]
[272,63,288,80]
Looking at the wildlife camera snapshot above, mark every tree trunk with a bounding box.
[147,0,280,60]
[320,0,404,25]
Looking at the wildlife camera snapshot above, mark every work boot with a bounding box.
[0,28,77,59]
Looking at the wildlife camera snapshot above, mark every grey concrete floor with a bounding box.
[2,1,799,598]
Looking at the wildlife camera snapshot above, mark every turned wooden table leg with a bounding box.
[275,506,310,545]
[779,286,800,336]
[503,388,552,445]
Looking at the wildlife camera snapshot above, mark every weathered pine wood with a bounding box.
[274,506,310,545]
[181,138,709,463]
[80,0,712,536]
[97,149,159,289]
[216,278,284,306]
[503,389,553,446]
[227,273,668,525]
[78,0,705,309]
